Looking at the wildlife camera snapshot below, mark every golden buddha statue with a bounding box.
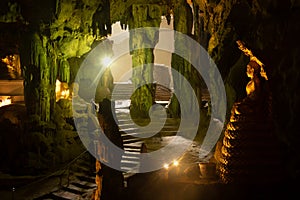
[233,60,268,116]
[216,42,283,184]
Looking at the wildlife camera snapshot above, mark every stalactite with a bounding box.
[23,32,42,118]
[39,35,51,122]
[92,0,111,39]
[58,58,70,83]
[128,3,162,119]
[23,32,52,123]
[48,41,58,120]
[168,0,203,118]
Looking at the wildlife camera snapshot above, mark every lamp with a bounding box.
[102,56,112,67]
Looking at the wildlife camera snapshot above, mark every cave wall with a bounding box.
[1,0,110,123]
[193,0,300,179]
[0,0,112,174]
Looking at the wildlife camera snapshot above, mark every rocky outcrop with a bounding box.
[217,103,283,184]
[216,60,283,184]
[194,0,300,180]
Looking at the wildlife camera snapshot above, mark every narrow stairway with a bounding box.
[33,152,96,200]
[112,82,179,182]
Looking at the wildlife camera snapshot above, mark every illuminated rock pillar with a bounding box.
[22,31,57,123]
[128,4,162,119]
[168,0,203,118]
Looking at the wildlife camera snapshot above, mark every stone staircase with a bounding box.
[116,107,180,182]
[33,152,96,200]
[112,83,179,180]
[28,82,208,198]
[112,82,172,103]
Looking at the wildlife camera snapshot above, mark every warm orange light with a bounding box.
[55,79,70,101]
[1,56,13,67]
[163,164,169,170]
[173,160,179,167]
[0,96,12,107]
[236,40,268,80]
[61,89,70,99]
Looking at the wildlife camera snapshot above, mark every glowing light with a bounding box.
[173,160,179,167]
[102,57,112,67]
[61,89,70,99]
[163,164,169,170]
[0,96,12,107]
[55,79,70,101]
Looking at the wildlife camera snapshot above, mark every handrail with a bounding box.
[15,149,90,191]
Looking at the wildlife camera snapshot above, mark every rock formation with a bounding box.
[217,58,283,184]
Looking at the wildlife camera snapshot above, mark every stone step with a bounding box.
[60,186,85,195]
[120,134,138,141]
[123,141,144,148]
[70,182,96,190]
[70,165,95,176]
[123,150,141,155]
[115,114,131,119]
[121,159,140,166]
[123,137,144,144]
[66,182,93,192]
[122,155,140,161]
[113,101,180,180]
[118,121,174,127]
[112,95,133,98]
[120,127,140,133]
[118,120,177,126]
[74,174,95,183]
[112,91,133,94]
[74,179,97,188]
[116,120,132,125]
[123,146,142,151]
[124,147,141,152]
[52,190,80,200]
[121,130,176,139]
[121,165,139,172]
[112,91,134,94]
[118,123,136,128]
[32,152,96,200]
[116,116,178,124]
[159,130,178,136]
[121,151,141,174]
[120,166,139,173]
[113,88,134,92]
[112,95,132,98]
[121,131,144,137]
[123,172,136,180]
[33,192,71,200]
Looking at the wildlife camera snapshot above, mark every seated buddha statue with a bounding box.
[233,60,269,116]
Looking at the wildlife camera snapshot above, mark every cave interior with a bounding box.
[0,0,300,199]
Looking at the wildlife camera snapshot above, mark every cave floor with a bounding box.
[0,137,295,200]
[122,138,294,200]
